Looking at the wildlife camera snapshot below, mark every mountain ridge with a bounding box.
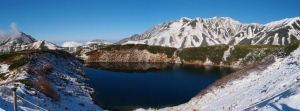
[119,17,300,48]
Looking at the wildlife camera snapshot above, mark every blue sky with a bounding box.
[0,0,299,45]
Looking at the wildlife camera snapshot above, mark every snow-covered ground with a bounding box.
[136,46,300,111]
[0,52,102,111]
[30,40,60,50]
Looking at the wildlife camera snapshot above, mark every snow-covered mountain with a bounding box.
[120,17,300,48]
[0,32,37,46]
[116,34,140,44]
[0,32,61,52]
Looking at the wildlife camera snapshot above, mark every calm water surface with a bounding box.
[83,62,237,111]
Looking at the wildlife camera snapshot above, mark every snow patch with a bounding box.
[0,64,9,73]
[222,45,233,61]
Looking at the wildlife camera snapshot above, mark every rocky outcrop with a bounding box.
[86,49,180,63]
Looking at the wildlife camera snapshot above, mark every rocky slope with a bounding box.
[0,50,102,111]
[120,17,300,48]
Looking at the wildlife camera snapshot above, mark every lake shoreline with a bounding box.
[83,61,242,69]
[82,63,238,110]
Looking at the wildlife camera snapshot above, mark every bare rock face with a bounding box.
[86,49,180,63]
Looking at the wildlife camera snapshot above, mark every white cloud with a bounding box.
[85,41,96,45]
[10,22,19,33]
[0,30,6,37]
[62,41,83,47]
[85,40,112,45]
[9,22,21,38]
[0,22,21,38]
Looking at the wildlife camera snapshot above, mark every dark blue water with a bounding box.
[83,62,237,111]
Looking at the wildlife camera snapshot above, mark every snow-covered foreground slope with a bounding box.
[136,46,300,111]
[0,51,102,111]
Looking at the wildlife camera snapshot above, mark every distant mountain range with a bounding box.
[87,39,112,45]
[0,31,115,53]
[119,17,300,48]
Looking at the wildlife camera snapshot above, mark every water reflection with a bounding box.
[85,62,237,74]
[85,62,175,73]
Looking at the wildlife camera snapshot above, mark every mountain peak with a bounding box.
[180,17,192,21]
[0,32,37,46]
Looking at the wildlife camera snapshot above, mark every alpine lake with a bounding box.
[83,62,238,111]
